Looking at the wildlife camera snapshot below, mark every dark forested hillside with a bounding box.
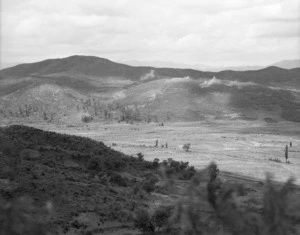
[1,125,300,235]
[0,125,162,233]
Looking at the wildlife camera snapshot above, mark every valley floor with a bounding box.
[31,120,300,185]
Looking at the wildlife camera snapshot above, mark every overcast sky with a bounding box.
[1,0,300,68]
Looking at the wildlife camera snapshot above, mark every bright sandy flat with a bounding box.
[37,120,300,184]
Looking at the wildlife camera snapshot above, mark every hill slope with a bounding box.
[0,55,300,123]
[0,125,159,233]
[272,59,300,69]
[1,125,300,235]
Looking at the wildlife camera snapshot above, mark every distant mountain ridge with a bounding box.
[271,59,300,69]
[119,59,300,71]
[0,55,300,123]
[0,55,150,79]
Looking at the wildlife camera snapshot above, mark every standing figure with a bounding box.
[155,139,158,147]
[290,142,292,147]
[285,145,289,163]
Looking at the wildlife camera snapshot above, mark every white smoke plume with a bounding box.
[165,76,192,83]
[200,76,256,88]
[140,69,155,81]
[200,77,222,88]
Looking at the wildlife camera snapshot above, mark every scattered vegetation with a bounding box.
[134,206,174,232]
[137,152,144,161]
[1,125,300,234]
[170,162,300,235]
[141,175,159,193]
[134,209,155,232]
[152,205,174,232]
[161,158,196,180]
[0,95,164,124]
[0,197,52,235]
[0,125,161,233]
[81,114,93,123]
[182,143,191,152]
[268,158,282,163]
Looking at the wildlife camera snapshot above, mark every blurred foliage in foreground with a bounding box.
[135,163,300,235]
[1,162,300,235]
[0,197,53,235]
[0,125,299,234]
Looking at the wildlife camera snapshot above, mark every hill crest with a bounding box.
[0,55,300,123]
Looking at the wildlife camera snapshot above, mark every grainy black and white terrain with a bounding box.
[2,0,300,233]
[0,56,300,235]
[1,55,300,124]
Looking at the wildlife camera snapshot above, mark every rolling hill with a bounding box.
[0,125,169,233]
[271,59,300,69]
[0,55,299,123]
[120,59,300,71]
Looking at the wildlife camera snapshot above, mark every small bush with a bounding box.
[134,209,155,232]
[81,115,93,123]
[108,172,129,187]
[268,158,281,163]
[87,156,103,171]
[134,206,174,232]
[152,158,160,168]
[0,196,52,235]
[208,162,219,181]
[182,143,191,152]
[104,156,126,170]
[141,175,158,193]
[160,159,196,180]
[152,205,174,231]
[142,180,156,193]
[137,152,144,161]
[179,166,196,180]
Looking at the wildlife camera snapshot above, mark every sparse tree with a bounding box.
[183,143,191,152]
[137,152,144,161]
[152,158,160,168]
[152,205,173,232]
[134,209,154,232]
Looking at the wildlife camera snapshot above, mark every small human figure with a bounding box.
[165,142,168,148]
[285,145,289,163]
[290,142,292,147]
[155,139,158,147]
